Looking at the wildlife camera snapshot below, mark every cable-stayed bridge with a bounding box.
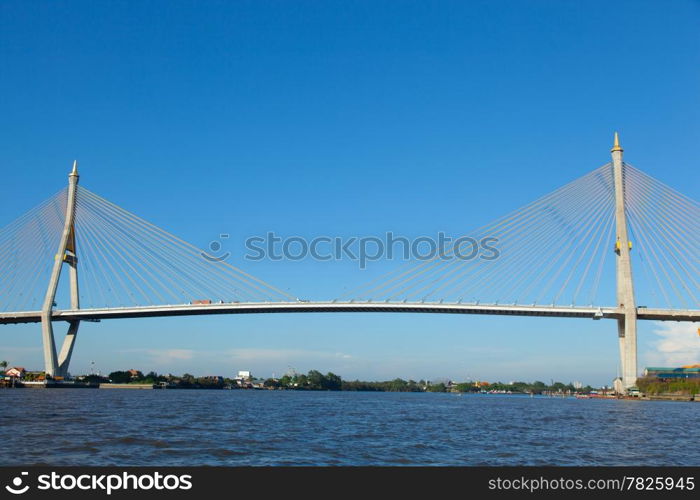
[1,134,698,392]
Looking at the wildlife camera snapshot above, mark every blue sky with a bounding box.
[1,1,699,385]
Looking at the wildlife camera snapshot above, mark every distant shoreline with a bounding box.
[2,382,698,401]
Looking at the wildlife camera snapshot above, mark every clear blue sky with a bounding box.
[1,0,698,385]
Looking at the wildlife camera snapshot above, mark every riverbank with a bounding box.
[3,382,699,401]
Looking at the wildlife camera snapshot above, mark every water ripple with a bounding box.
[1,391,698,466]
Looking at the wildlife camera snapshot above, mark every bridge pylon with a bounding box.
[611,133,638,391]
[40,161,81,378]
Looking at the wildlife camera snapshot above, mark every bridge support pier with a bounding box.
[40,161,80,378]
[617,316,638,391]
[57,321,80,377]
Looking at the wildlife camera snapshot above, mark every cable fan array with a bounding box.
[341,164,619,307]
[624,163,699,310]
[72,187,294,307]
[0,189,67,312]
[0,186,294,312]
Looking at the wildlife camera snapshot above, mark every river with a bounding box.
[1,390,697,466]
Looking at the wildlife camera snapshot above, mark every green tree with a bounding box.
[454,383,478,393]
[264,378,280,388]
[307,370,326,390]
[325,372,342,391]
[531,381,547,394]
[180,373,196,387]
[0,360,7,372]
[550,382,567,392]
[81,374,106,384]
[142,371,167,383]
[427,382,447,392]
[295,374,308,388]
[108,371,132,383]
[24,371,45,381]
[388,378,408,391]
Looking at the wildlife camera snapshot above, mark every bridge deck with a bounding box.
[0,302,697,324]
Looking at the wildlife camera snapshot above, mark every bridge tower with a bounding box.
[40,161,81,378]
[611,133,638,391]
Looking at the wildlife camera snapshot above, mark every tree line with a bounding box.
[67,368,599,394]
[89,371,225,388]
